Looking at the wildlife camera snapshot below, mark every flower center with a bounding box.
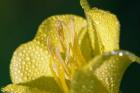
[47,19,86,93]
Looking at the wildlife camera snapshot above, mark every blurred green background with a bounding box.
[0,0,140,93]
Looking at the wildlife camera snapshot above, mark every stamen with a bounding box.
[71,35,86,67]
[47,36,69,93]
[47,18,87,93]
[68,17,75,46]
[56,20,67,51]
[55,47,71,79]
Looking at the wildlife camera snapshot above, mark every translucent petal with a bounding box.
[71,50,140,93]
[35,14,87,47]
[35,14,93,61]
[2,76,64,93]
[35,15,89,92]
[86,8,120,54]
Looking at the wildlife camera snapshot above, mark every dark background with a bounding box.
[0,0,140,93]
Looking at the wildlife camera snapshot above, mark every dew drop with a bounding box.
[118,52,123,56]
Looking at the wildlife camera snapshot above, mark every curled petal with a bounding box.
[71,50,140,93]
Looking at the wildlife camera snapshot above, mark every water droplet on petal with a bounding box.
[118,52,123,56]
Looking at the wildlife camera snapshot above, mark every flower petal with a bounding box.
[36,14,93,61]
[35,15,88,93]
[2,76,64,93]
[79,28,94,61]
[10,15,90,93]
[86,8,120,54]
[35,15,87,47]
[70,70,108,93]
[71,50,140,93]
[10,41,53,84]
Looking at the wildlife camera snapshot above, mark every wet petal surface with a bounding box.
[71,50,140,93]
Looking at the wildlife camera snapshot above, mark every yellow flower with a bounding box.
[2,0,140,93]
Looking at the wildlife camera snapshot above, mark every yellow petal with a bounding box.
[35,14,87,46]
[74,50,140,93]
[86,8,120,55]
[36,14,93,62]
[10,14,89,93]
[10,41,53,84]
[2,76,64,93]
[35,15,88,93]
[70,69,108,93]
[79,29,94,61]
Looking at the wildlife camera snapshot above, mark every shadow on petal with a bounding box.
[2,76,64,93]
